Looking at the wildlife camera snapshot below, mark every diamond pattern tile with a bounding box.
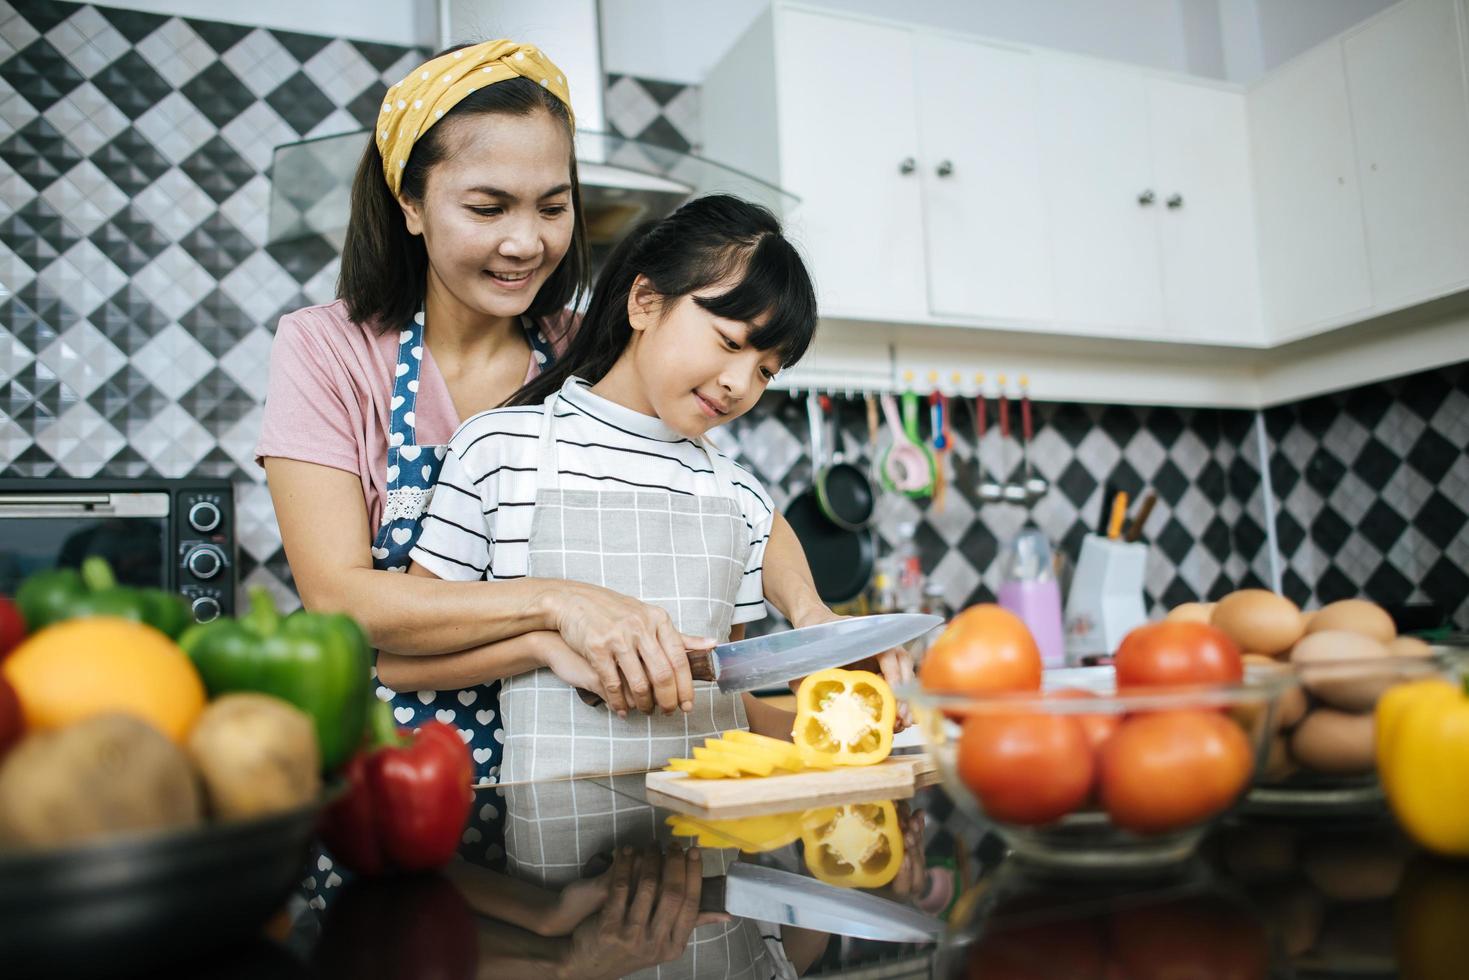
[39,157,123,235]
[132,320,212,400]
[133,166,212,240]
[38,80,123,156]
[134,90,215,164]
[132,242,214,319]
[92,49,168,120]
[0,113,82,190]
[32,398,123,476]
[179,211,254,281]
[130,399,213,477]
[89,123,167,195]
[89,202,166,275]
[265,69,334,136]
[0,37,82,112]
[0,193,79,266]
[44,5,126,79]
[37,235,126,315]
[134,16,213,87]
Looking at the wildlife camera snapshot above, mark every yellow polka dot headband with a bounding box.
[376,39,574,196]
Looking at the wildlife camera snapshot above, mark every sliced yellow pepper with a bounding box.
[792,669,896,768]
[666,812,803,852]
[694,744,775,776]
[667,755,742,779]
[801,801,904,889]
[700,737,799,772]
[1376,677,1469,857]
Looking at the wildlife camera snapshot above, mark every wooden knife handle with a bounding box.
[575,648,718,708]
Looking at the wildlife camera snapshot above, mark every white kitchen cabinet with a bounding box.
[1342,0,1469,310]
[914,36,1054,325]
[770,11,928,320]
[1035,57,1164,336]
[1147,80,1265,344]
[1249,42,1374,341]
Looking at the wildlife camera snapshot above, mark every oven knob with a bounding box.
[191,595,222,623]
[188,500,222,533]
[185,545,225,580]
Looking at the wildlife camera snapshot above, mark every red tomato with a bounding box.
[965,915,1108,980]
[920,605,1043,695]
[958,712,1094,826]
[1114,621,1243,689]
[1109,894,1270,980]
[1098,710,1253,834]
[0,596,25,661]
[1048,689,1120,751]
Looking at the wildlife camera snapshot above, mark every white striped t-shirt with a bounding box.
[410,378,773,626]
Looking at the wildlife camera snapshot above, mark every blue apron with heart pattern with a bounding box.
[301,311,557,910]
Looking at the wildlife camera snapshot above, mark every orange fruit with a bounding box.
[3,618,206,743]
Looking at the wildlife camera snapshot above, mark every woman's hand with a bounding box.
[545,583,714,717]
[791,606,917,732]
[557,846,722,979]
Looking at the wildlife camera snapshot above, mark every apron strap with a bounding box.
[388,311,427,460]
[534,393,562,490]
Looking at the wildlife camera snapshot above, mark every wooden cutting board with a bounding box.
[645,752,936,819]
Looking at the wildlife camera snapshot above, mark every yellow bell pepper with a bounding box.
[801,801,904,888]
[666,812,803,852]
[793,669,896,768]
[1376,677,1469,857]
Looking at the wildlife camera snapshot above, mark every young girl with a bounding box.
[409,193,817,880]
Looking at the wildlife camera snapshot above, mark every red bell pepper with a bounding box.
[0,674,21,756]
[0,595,25,660]
[318,697,474,875]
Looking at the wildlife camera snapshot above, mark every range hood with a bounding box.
[266,0,794,256]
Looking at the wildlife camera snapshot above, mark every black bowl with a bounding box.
[0,794,329,978]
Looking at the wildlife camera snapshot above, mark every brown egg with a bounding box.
[1290,708,1375,775]
[1212,590,1305,656]
[1263,732,1297,782]
[1305,599,1396,644]
[1388,636,1433,658]
[1276,683,1307,730]
[1291,630,1394,712]
[1167,602,1215,624]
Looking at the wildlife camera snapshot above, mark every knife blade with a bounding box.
[576,614,942,707]
[700,862,944,942]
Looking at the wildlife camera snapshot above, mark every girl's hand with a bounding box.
[791,607,916,732]
[548,583,714,717]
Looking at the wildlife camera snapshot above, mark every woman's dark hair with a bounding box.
[510,194,817,407]
[338,45,589,331]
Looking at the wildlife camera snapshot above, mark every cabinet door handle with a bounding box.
[936,160,954,178]
[1137,189,1155,206]
[1166,193,1184,209]
[899,157,916,175]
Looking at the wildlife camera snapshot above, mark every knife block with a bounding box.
[1063,535,1148,665]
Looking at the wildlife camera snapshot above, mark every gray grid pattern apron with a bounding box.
[500,389,785,978]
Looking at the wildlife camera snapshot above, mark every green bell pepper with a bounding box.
[14,557,191,638]
[180,587,372,771]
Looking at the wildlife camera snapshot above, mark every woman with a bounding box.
[256,41,910,827]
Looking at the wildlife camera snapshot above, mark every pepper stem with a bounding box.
[246,586,280,637]
[80,556,117,592]
[369,696,410,750]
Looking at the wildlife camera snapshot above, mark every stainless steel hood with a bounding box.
[266,0,794,255]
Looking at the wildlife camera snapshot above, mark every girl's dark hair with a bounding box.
[338,45,589,331]
[510,194,817,407]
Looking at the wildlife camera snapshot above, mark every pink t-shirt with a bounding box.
[254,299,566,533]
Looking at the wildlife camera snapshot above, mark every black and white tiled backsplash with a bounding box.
[2,2,1466,629]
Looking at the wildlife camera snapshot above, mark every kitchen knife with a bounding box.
[700,862,944,942]
[576,613,942,707]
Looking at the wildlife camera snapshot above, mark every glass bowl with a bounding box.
[905,663,1293,873]
[1245,643,1461,817]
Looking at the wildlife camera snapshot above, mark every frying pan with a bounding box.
[813,395,875,531]
[0,791,330,977]
[784,393,875,605]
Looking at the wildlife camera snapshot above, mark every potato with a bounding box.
[0,714,202,848]
[187,693,321,821]
[1212,590,1304,656]
[1305,599,1395,644]
[1290,708,1375,775]
[1291,631,1394,712]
